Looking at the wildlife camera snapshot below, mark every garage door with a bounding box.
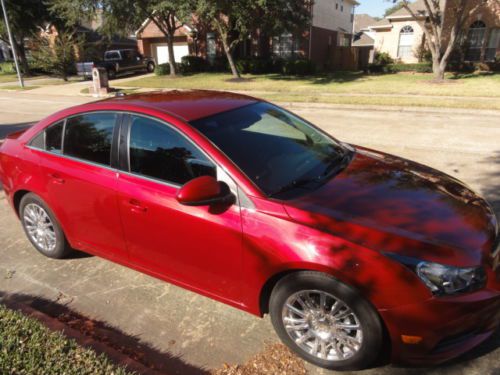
[156,45,190,64]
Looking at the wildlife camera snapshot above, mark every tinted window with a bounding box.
[46,121,64,153]
[190,102,350,198]
[64,113,117,166]
[121,50,132,60]
[104,51,120,60]
[29,132,45,149]
[129,115,215,185]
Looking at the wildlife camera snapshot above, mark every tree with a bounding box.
[391,0,488,81]
[50,0,195,76]
[196,0,312,78]
[0,0,50,75]
[31,30,82,81]
[383,2,404,17]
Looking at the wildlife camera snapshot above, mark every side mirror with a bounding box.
[176,176,235,207]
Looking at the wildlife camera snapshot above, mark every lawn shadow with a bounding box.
[0,292,209,375]
[266,71,367,85]
[0,122,34,139]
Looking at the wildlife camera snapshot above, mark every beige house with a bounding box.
[369,0,500,64]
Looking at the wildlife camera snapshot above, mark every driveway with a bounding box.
[0,91,499,374]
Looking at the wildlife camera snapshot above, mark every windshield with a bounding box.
[190,102,352,199]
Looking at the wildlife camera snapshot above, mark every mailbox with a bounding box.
[91,67,109,97]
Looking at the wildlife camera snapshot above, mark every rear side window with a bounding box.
[128,115,216,185]
[29,120,64,152]
[64,113,117,166]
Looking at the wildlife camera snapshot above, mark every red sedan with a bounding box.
[0,91,499,370]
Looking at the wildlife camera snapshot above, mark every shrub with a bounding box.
[208,56,230,72]
[386,63,433,73]
[282,59,316,76]
[474,62,490,72]
[235,58,275,74]
[155,63,170,76]
[0,61,16,75]
[181,55,207,73]
[373,52,394,66]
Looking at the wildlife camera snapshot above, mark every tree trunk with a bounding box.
[432,58,445,81]
[166,34,177,76]
[221,36,240,78]
[15,41,30,76]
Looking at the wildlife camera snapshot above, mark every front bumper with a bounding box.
[380,285,500,365]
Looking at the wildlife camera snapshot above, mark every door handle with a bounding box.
[48,173,65,184]
[128,198,148,213]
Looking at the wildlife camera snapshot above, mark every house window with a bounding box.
[486,28,499,61]
[398,25,414,59]
[466,20,486,61]
[272,33,300,58]
[336,3,339,10]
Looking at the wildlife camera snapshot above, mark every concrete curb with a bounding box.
[1,294,167,375]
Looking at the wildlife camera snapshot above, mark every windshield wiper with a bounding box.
[322,150,353,179]
[269,177,322,197]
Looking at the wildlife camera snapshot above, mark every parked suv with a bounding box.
[76,49,155,79]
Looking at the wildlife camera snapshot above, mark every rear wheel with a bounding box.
[107,68,116,79]
[269,271,383,371]
[20,193,72,259]
[146,61,155,73]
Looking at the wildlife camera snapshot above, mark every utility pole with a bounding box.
[0,0,24,88]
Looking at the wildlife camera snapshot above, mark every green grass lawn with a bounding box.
[0,304,134,375]
[119,71,500,110]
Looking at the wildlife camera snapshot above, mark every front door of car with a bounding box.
[116,114,244,303]
[37,112,127,260]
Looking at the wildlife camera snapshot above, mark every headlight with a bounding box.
[416,262,486,296]
[385,253,487,296]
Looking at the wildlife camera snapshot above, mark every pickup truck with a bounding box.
[76,49,155,79]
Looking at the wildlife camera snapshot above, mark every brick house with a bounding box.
[369,0,499,64]
[136,0,359,67]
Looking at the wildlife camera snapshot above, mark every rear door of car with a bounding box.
[32,112,127,261]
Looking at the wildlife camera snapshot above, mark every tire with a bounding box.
[107,68,116,80]
[146,61,155,73]
[269,271,383,371]
[19,193,73,259]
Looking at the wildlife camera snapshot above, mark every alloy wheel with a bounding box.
[23,203,57,252]
[282,289,363,362]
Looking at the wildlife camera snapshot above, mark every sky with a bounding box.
[355,0,393,18]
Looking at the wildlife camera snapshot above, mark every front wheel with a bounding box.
[146,61,155,73]
[269,271,383,371]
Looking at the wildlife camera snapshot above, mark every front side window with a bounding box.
[128,115,216,185]
[64,113,117,166]
[190,102,351,199]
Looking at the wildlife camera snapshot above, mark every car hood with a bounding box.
[283,147,498,267]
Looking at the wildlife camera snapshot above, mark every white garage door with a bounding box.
[156,44,190,64]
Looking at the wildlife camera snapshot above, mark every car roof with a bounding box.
[99,90,259,122]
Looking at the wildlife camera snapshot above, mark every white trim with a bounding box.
[370,24,393,30]
[386,15,427,20]
[135,15,194,37]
